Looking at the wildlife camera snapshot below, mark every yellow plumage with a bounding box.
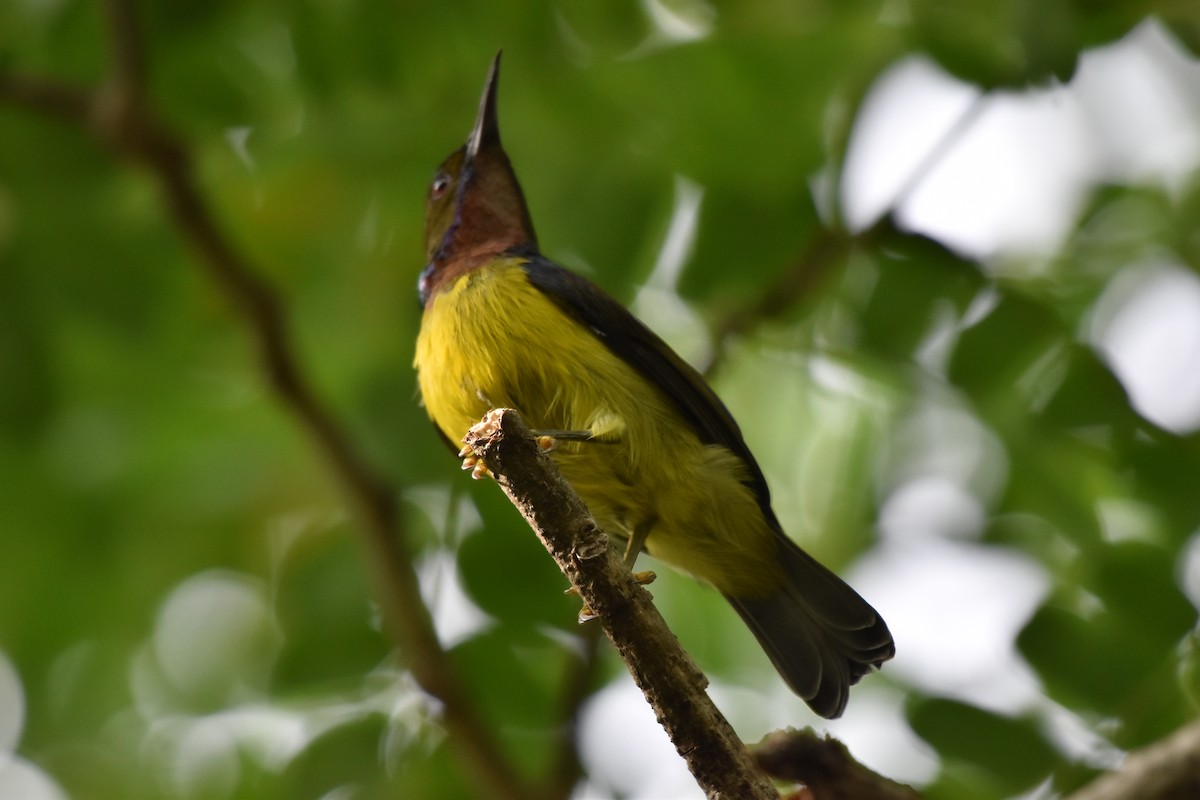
[415,258,782,596]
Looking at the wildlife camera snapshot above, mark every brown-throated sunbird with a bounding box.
[414,54,894,718]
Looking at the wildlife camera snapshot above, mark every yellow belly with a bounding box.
[414,259,781,595]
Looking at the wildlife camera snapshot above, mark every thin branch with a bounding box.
[0,73,91,125]
[104,0,147,102]
[701,217,895,378]
[702,91,992,378]
[1065,719,1200,800]
[464,408,780,800]
[0,4,532,798]
[885,91,990,217]
[753,728,922,800]
[701,226,853,377]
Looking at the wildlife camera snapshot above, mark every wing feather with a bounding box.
[519,253,778,526]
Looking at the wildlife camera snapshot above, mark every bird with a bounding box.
[413,53,894,718]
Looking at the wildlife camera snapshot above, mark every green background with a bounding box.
[2,1,1200,798]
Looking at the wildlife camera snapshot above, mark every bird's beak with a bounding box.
[466,52,502,161]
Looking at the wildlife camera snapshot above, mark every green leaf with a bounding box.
[390,737,474,800]
[1126,431,1200,544]
[455,488,578,628]
[449,625,581,778]
[859,229,985,362]
[273,528,390,692]
[1038,345,1136,438]
[1018,543,1196,742]
[1093,541,1196,645]
[948,288,1063,411]
[279,713,391,800]
[907,696,1058,796]
[906,0,1157,88]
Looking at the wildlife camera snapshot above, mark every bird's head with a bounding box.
[420,53,537,305]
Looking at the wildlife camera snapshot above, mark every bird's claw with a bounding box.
[459,417,505,480]
[632,570,657,586]
[564,570,656,623]
[563,586,597,622]
[457,445,493,480]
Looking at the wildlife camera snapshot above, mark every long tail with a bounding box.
[725,530,894,718]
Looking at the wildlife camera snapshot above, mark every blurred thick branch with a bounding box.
[1066,719,1200,800]
[463,408,780,800]
[0,2,540,798]
[753,728,922,800]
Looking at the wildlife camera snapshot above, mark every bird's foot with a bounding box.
[529,429,595,453]
[456,444,493,480]
[459,417,502,480]
[562,586,598,623]
[565,570,656,623]
[631,570,657,586]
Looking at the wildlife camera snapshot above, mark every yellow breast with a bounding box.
[415,259,645,449]
[414,259,781,595]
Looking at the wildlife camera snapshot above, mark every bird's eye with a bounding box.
[431,174,450,199]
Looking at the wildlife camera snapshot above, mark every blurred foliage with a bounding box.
[908,696,1059,799]
[906,0,1200,87]
[2,1,1200,799]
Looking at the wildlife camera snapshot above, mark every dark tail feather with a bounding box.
[726,531,894,718]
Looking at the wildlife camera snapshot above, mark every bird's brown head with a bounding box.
[420,53,537,305]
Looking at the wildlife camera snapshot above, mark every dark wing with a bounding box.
[523,253,895,718]
[519,253,779,527]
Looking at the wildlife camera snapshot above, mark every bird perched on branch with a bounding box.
[413,54,894,718]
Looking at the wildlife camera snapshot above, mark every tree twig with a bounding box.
[701,217,894,378]
[701,226,853,377]
[752,728,922,800]
[102,0,146,104]
[464,408,780,800]
[1065,719,1200,800]
[0,73,91,125]
[702,91,992,378]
